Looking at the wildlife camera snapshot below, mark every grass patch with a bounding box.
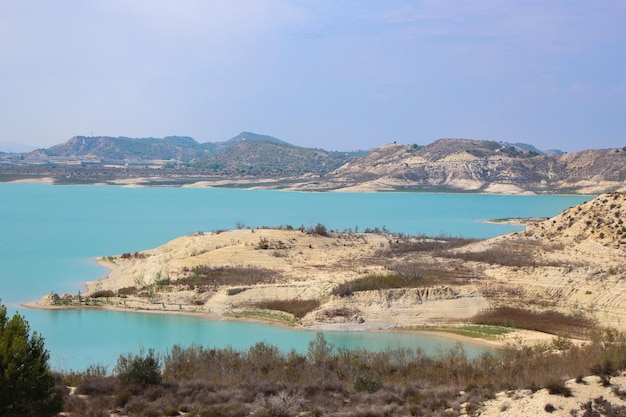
[249,299,321,319]
[423,325,514,340]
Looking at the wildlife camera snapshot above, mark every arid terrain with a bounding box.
[30,192,626,416]
[34,192,626,339]
[3,135,626,194]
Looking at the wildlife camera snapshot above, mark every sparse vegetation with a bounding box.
[442,240,567,267]
[177,266,277,288]
[55,331,626,416]
[378,235,477,256]
[249,299,321,319]
[418,324,514,340]
[332,267,472,297]
[471,307,597,339]
[24,194,626,415]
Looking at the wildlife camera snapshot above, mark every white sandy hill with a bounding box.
[460,192,626,331]
[474,375,626,417]
[72,227,487,329]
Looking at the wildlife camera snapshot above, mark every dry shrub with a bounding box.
[546,380,572,397]
[60,331,626,417]
[75,375,117,396]
[316,307,359,320]
[379,235,477,256]
[90,290,116,298]
[333,260,477,297]
[331,274,420,295]
[471,307,597,338]
[249,299,320,318]
[117,286,138,296]
[442,240,567,268]
[176,266,277,288]
[253,390,304,417]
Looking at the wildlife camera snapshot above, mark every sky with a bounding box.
[1,1,625,152]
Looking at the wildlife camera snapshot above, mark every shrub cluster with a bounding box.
[249,299,321,319]
[471,307,597,339]
[58,331,626,417]
[177,266,277,288]
[331,267,472,297]
[378,235,477,256]
[441,240,566,268]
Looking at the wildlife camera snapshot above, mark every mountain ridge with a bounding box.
[1,133,624,194]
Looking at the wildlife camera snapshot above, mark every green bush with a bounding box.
[313,223,329,237]
[0,302,63,417]
[115,348,162,387]
[354,375,382,393]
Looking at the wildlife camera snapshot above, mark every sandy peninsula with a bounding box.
[28,193,626,353]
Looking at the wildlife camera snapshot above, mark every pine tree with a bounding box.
[0,302,63,416]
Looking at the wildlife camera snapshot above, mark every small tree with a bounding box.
[0,302,62,417]
[313,223,329,237]
[115,348,162,387]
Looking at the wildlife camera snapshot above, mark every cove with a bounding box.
[0,183,592,370]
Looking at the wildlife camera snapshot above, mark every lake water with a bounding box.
[0,183,591,370]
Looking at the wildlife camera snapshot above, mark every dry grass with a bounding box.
[248,299,321,319]
[442,240,567,268]
[58,331,626,417]
[377,235,478,256]
[176,266,278,288]
[471,307,597,339]
[332,266,476,297]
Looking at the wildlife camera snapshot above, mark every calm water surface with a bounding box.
[0,183,591,370]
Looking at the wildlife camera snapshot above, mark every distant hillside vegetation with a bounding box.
[217,131,293,149]
[41,136,214,162]
[191,140,358,176]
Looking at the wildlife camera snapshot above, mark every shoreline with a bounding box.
[22,298,553,350]
[8,177,55,184]
[3,178,602,196]
[479,217,548,227]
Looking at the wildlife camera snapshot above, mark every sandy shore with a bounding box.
[24,296,545,351]
[10,177,55,184]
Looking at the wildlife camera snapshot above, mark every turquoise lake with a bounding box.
[0,183,591,371]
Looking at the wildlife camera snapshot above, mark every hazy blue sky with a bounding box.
[1,1,625,152]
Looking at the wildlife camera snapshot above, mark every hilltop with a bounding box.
[1,134,625,194]
[305,140,626,194]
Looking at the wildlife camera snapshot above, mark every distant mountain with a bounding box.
[0,132,360,178]
[39,135,213,162]
[218,131,292,148]
[192,135,357,176]
[317,139,626,194]
[1,135,624,194]
[0,141,37,153]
